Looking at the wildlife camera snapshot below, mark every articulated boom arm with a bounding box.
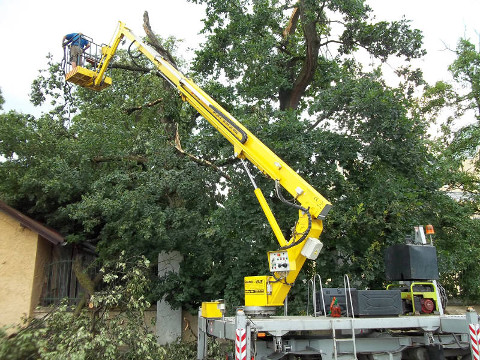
[68,22,332,308]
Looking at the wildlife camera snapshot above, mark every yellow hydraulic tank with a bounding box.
[201,301,224,318]
[245,275,271,307]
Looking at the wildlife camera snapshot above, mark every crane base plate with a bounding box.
[244,306,276,317]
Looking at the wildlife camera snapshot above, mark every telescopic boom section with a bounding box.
[67,22,332,308]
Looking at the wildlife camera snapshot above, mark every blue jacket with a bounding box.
[65,33,89,48]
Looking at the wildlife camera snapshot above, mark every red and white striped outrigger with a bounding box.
[469,313,480,360]
[235,328,247,360]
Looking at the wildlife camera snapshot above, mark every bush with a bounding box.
[0,253,225,360]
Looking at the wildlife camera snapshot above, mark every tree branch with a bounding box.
[172,124,231,181]
[281,0,321,110]
[143,11,178,68]
[111,14,230,180]
[318,39,344,47]
[109,63,150,73]
[124,97,164,115]
[307,109,336,131]
[282,7,299,41]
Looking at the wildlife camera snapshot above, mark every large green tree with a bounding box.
[0,45,227,308]
[1,1,479,314]
[421,38,480,299]
[446,38,480,173]
[182,0,480,305]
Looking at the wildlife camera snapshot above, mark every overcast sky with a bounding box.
[0,0,478,118]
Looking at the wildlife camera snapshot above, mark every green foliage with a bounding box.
[0,253,157,360]
[190,0,425,110]
[1,2,480,318]
[159,340,227,360]
[186,0,480,303]
[447,39,480,166]
[449,39,480,103]
[0,253,227,359]
[1,45,227,311]
[340,18,425,61]
[423,39,480,163]
[0,88,4,110]
[418,38,480,300]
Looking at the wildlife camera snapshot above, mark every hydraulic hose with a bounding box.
[275,180,312,250]
[128,41,144,69]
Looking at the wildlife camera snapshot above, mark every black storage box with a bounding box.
[316,288,355,314]
[354,290,403,316]
[384,244,439,281]
[317,288,403,316]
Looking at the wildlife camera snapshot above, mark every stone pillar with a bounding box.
[156,251,183,345]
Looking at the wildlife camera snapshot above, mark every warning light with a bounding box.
[425,224,435,235]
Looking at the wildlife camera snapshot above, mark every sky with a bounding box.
[0,0,479,119]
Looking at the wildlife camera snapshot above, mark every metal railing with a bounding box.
[307,274,326,316]
[62,34,107,76]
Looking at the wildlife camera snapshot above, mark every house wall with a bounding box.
[0,212,50,327]
[30,236,52,316]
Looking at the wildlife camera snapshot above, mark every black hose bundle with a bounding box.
[274,180,312,250]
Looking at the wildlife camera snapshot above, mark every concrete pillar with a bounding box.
[156,251,183,345]
[197,309,208,360]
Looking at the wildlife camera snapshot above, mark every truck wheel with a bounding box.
[403,347,428,360]
[356,355,371,360]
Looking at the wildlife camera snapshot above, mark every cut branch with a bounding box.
[173,124,231,181]
[72,256,103,317]
[282,7,299,40]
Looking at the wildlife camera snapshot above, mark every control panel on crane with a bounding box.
[63,22,332,314]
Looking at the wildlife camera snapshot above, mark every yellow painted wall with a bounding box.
[0,212,50,327]
[30,237,51,316]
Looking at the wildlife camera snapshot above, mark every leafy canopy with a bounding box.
[1,2,479,312]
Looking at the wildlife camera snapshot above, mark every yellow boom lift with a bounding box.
[65,22,331,314]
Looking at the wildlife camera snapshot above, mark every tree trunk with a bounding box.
[279,1,321,111]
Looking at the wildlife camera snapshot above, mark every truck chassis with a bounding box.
[198,308,478,359]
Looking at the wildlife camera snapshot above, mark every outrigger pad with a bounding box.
[65,66,112,91]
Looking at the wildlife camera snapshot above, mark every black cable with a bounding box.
[128,41,144,69]
[271,271,294,286]
[269,272,282,283]
[61,45,69,76]
[61,45,76,116]
[275,180,312,250]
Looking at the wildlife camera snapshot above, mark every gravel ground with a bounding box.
[445,305,478,315]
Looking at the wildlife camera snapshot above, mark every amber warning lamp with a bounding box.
[425,224,435,235]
